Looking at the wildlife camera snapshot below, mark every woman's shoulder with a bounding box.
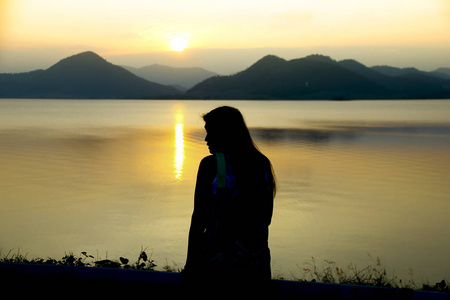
[199,155,217,172]
[196,155,217,181]
[200,155,216,164]
[253,151,271,166]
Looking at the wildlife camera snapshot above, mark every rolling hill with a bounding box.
[122,64,218,90]
[0,51,181,99]
[186,55,450,100]
[1,51,449,100]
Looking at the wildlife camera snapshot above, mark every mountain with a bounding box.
[187,54,450,100]
[0,51,181,99]
[338,60,450,98]
[371,65,450,80]
[122,64,218,90]
[431,68,450,79]
[187,55,389,100]
[1,51,449,100]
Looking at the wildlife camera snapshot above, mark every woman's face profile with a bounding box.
[204,124,226,154]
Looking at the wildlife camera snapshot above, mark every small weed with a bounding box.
[162,259,182,273]
[299,256,397,287]
[295,255,448,293]
[422,280,449,293]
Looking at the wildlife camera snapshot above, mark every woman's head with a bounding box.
[203,106,255,154]
[203,106,276,196]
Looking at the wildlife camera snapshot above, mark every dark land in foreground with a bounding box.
[1,51,450,100]
[0,250,448,299]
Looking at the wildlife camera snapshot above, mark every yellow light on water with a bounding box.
[174,123,184,180]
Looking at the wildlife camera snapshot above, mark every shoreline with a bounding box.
[1,248,449,296]
[1,262,448,299]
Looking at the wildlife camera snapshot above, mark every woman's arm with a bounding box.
[185,156,216,270]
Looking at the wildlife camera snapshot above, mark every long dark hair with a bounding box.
[202,106,276,196]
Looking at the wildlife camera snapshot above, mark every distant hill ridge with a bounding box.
[0,51,181,99]
[186,54,450,100]
[433,67,450,77]
[1,51,449,100]
[122,64,218,90]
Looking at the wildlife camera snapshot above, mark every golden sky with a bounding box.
[1,0,449,73]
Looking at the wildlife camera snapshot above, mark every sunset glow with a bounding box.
[170,36,189,52]
[0,0,449,73]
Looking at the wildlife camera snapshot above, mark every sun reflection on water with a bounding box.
[174,123,184,180]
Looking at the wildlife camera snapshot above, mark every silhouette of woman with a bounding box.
[183,106,276,293]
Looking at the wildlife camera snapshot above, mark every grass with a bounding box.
[0,247,180,272]
[1,248,448,293]
[283,256,449,293]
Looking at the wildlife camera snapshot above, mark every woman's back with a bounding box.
[184,106,275,291]
[200,151,273,280]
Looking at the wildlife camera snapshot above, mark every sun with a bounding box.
[170,36,189,52]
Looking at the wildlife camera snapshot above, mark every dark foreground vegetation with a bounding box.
[0,248,448,296]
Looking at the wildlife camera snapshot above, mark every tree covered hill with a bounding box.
[0,51,181,99]
[187,54,450,100]
[1,51,449,100]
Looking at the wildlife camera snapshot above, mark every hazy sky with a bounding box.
[1,0,449,74]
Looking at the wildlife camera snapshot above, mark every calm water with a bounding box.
[1,99,449,283]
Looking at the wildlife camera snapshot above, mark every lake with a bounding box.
[0,99,449,284]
